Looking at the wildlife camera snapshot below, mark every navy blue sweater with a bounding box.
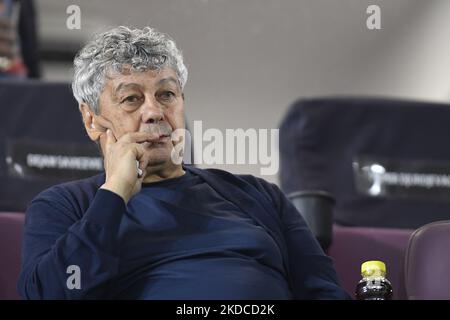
[18,165,349,299]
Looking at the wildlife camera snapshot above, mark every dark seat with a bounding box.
[405,220,450,299]
[0,80,102,212]
[279,97,450,229]
[0,212,25,300]
[278,97,449,298]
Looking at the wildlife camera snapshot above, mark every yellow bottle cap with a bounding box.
[361,260,386,277]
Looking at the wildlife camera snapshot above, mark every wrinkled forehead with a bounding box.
[104,66,181,93]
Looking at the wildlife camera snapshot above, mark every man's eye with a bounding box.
[122,96,141,103]
[159,91,176,101]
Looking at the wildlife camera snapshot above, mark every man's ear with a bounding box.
[79,103,102,142]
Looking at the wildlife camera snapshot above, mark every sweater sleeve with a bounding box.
[17,188,126,299]
[245,176,351,299]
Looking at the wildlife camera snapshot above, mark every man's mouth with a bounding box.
[159,134,170,139]
[155,134,170,141]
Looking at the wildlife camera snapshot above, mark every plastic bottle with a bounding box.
[355,260,393,300]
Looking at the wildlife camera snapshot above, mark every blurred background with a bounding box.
[34,0,450,183]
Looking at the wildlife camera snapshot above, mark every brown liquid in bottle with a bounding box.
[355,260,393,300]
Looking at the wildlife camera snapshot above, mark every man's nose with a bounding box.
[141,98,164,124]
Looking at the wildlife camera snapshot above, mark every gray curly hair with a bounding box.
[72,26,188,114]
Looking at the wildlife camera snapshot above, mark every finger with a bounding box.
[138,167,147,180]
[119,131,158,144]
[136,149,149,179]
[137,156,149,172]
[104,129,117,154]
[125,144,147,179]
[136,160,143,178]
[126,143,146,179]
[133,142,147,161]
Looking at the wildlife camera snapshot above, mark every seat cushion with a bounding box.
[328,224,413,299]
[405,220,450,299]
[0,212,25,300]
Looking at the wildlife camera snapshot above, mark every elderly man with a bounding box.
[18,26,349,299]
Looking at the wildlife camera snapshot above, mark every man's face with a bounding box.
[95,66,185,169]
